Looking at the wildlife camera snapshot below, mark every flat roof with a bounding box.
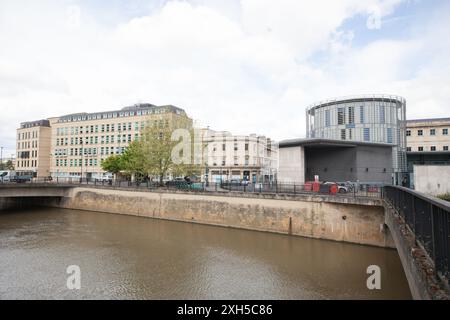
[406,117,450,123]
[57,103,187,123]
[307,94,405,112]
[19,119,51,129]
[279,138,394,148]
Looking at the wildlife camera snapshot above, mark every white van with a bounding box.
[0,170,17,182]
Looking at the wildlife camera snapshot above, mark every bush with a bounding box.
[436,193,450,202]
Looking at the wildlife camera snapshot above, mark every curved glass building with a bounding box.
[306,94,407,183]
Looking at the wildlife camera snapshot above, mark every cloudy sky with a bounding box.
[1,0,450,156]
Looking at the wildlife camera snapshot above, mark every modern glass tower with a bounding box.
[306,94,407,184]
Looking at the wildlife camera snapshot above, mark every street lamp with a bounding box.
[80,138,84,183]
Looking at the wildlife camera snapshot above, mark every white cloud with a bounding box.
[0,0,449,157]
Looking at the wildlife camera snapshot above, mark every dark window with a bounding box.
[387,128,393,144]
[431,146,436,151]
[379,106,385,123]
[337,108,345,125]
[363,128,370,142]
[430,129,436,136]
[348,106,355,124]
[340,129,346,140]
[360,106,365,124]
[418,130,423,136]
[406,130,411,136]
[418,146,424,151]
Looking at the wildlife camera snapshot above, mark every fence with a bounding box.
[0,177,384,198]
[384,186,450,283]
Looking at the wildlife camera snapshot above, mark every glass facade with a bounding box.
[306,95,407,182]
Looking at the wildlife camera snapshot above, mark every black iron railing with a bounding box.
[0,178,384,199]
[384,186,450,282]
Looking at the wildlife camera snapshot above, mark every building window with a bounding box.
[348,106,355,124]
[431,146,436,151]
[444,146,449,151]
[379,106,385,124]
[443,129,449,135]
[406,147,412,152]
[430,129,436,136]
[325,109,330,127]
[359,106,364,124]
[363,128,370,142]
[387,128,393,144]
[418,130,423,136]
[406,130,411,137]
[340,129,346,140]
[418,146,424,151]
[337,108,345,125]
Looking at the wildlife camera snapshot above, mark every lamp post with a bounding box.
[80,138,83,183]
[0,146,3,168]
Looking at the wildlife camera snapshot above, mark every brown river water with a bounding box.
[0,207,411,299]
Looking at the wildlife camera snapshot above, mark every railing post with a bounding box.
[430,203,436,261]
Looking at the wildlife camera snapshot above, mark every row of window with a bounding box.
[56,120,168,136]
[211,156,252,167]
[54,146,126,157]
[17,131,39,141]
[56,134,137,146]
[58,107,173,123]
[211,143,251,152]
[16,160,37,168]
[55,159,99,167]
[407,146,449,152]
[406,128,449,136]
[331,105,387,126]
[339,128,394,143]
[18,140,38,150]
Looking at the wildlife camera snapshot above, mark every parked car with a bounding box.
[323,181,349,193]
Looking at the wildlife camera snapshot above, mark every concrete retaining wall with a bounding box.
[48,187,394,248]
[414,165,450,196]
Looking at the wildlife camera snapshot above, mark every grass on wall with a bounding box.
[436,193,450,202]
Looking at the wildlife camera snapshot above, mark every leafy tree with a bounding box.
[121,140,146,178]
[141,122,179,185]
[100,155,123,178]
[0,160,14,171]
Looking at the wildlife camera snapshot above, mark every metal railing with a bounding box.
[0,178,384,199]
[384,186,450,283]
[220,182,383,198]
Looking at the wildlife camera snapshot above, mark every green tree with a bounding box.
[0,160,14,171]
[121,140,146,178]
[141,123,179,185]
[100,155,123,178]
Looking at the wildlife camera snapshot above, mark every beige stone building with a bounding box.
[202,130,278,183]
[16,103,192,180]
[16,120,52,178]
[406,118,450,152]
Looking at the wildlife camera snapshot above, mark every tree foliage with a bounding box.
[0,160,15,171]
[100,116,204,184]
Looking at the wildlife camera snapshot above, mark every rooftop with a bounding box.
[56,103,186,123]
[406,117,450,123]
[279,138,394,148]
[19,119,51,129]
[307,94,405,113]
